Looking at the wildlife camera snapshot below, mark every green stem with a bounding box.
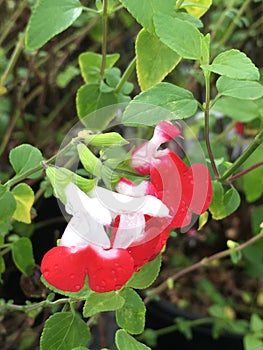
[175,0,185,11]
[0,32,25,87]
[215,0,252,48]
[204,72,220,179]
[2,298,70,313]
[100,0,108,77]
[146,231,263,303]
[220,129,263,182]
[4,138,79,189]
[114,56,136,93]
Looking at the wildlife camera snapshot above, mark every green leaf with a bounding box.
[9,144,43,179]
[244,334,263,350]
[79,52,120,83]
[154,14,203,60]
[25,0,83,50]
[201,49,259,80]
[83,291,125,317]
[181,0,212,18]
[12,183,34,224]
[250,313,263,333]
[12,237,35,275]
[122,82,198,126]
[40,312,91,350]
[46,166,97,204]
[57,65,80,88]
[241,146,263,203]
[0,256,5,282]
[76,83,118,130]
[136,29,181,91]
[77,143,102,177]
[209,181,241,220]
[126,254,162,289]
[116,329,151,350]
[116,288,146,334]
[119,0,176,33]
[212,97,261,122]
[175,317,193,339]
[198,211,209,230]
[0,185,16,224]
[217,76,263,100]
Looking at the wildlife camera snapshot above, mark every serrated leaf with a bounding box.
[201,49,259,80]
[9,144,43,179]
[136,29,181,91]
[116,288,146,334]
[212,97,261,122]
[209,182,240,220]
[83,292,125,317]
[12,183,34,224]
[79,52,120,83]
[40,312,91,350]
[76,83,118,130]
[12,237,35,275]
[116,329,151,350]
[122,82,198,126]
[0,185,16,224]
[181,0,212,18]
[119,0,176,33]
[26,0,83,50]
[126,254,162,289]
[154,14,203,60]
[217,76,263,100]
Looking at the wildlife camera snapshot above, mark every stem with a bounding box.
[220,129,263,182]
[215,0,252,48]
[210,0,237,41]
[204,72,220,179]
[228,160,263,182]
[146,232,263,303]
[3,298,70,313]
[100,0,108,77]
[114,56,136,93]
[0,32,25,87]
[175,0,185,11]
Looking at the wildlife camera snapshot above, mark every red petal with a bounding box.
[86,246,134,293]
[41,246,87,292]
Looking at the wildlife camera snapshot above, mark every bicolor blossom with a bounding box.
[41,121,212,293]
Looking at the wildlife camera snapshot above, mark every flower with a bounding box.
[41,121,212,294]
[41,182,170,293]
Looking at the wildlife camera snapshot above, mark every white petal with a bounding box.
[112,213,145,248]
[60,212,111,249]
[91,186,168,217]
[65,183,112,225]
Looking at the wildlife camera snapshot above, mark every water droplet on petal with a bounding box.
[75,284,81,291]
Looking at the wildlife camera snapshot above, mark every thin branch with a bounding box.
[100,0,108,77]
[228,160,263,182]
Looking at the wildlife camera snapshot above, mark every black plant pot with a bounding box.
[145,298,244,350]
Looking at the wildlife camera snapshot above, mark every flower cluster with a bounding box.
[41,121,212,293]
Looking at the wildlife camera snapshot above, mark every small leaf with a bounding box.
[201,49,259,80]
[76,83,118,130]
[26,0,83,50]
[119,0,176,33]
[12,237,35,275]
[122,82,198,126]
[9,144,43,179]
[116,288,146,334]
[40,312,91,350]
[12,183,34,224]
[244,334,263,350]
[79,131,129,147]
[181,0,212,18]
[198,211,209,230]
[57,65,79,88]
[0,185,16,224]
[79,52,120,83]
[126,254,162,289]
[154,14,203,60]
[116,329,151,350]
[209,182,241,220]
[217,76,263,100]
[83,292,125,317]
[136,29,181,91]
